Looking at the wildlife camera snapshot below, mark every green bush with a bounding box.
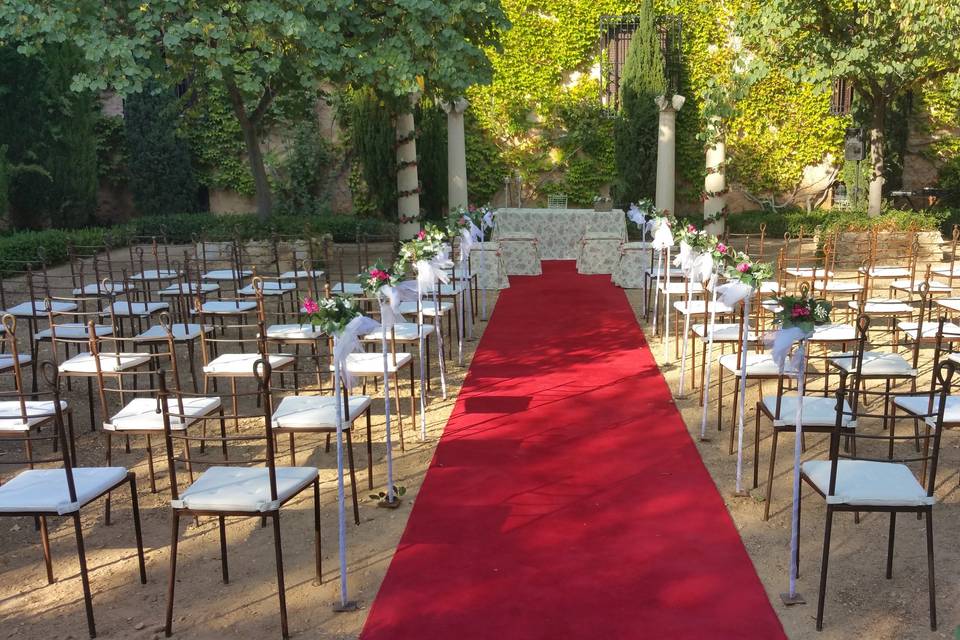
[725,208,953,238]
[0,213,396,275]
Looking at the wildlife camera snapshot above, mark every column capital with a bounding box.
[440,97,470,115]
[655,94,686,112]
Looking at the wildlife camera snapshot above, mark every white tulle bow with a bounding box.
[332,315,381,388]
[459,229,475,264]
[415,258,451,293]
[769,326,811,376]
[482,209,495,229]
[378,284,414,329]
[691,252,714,283]
[673,241,695,274]
[715,281,754,305]
[626,203,644,227]
[651,219,674,250]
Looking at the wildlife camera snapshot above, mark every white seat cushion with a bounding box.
[0,400,67,430]
[932,265,960,277]
[203,269,252,281]
[35,323,114,340]
[339,351,412,375]
[279,269,324,281]
[105,396,221,432]
[238,281,297,296]
[272,395,372,431]
[0,467,128,514]
[657,281,705,295]
[950,353,960,366]
[398,300,454,317]
[172,466,318,513]
[130,269,180,281]
[785,267,834,278]
[802,459,933,507]
[329,282,363,296]
[897,321,960,340]
[72,282,132,295]
[0,353,32,371]
[719,352,781,376]
[860,266,911,278]
[363,322,435,341]
[759,280,782,294]
[203,353,294,376]
[848,298,914,315]
[158,282,220,296]
[812,280,863,293]
[673,300,734,315]
[891,279,952,293]
[691,323,760,343]
[829,351,916,377]
[133,323,213,342]
[197,300,257,314]
[107,301,170,317]
[893,394,960,426]
[761,394,855,427]
[809,323,856,343]
[59,352,151,374]
[265,324,325,340]
[5,300,77,317]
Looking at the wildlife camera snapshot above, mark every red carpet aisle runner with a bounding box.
[361,261,785,639]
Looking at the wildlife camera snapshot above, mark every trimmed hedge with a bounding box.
[0,213,396,274]
[724,208,960,238]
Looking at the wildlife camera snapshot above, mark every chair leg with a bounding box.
[271,513,290,639]
[925,509,937,630]
[763,429,780,521]
[72,512,96,639]
[219,515,229,584]
[104,433,112,526]
[345,430,360,526]
[365,409,373,490]
[815,506,835,631]
[886,512,896,579]
[753,405,761,489]
[728,377,740,455]
[165,512,181,637]
[129,476,147,584]
[146,435,157,493]
[313,479,322,583]
[39,515,54,584]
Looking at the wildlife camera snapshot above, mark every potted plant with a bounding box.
[593,195,613,212]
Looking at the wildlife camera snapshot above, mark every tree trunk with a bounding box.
[223,75,273,221]
[867,96,887,217]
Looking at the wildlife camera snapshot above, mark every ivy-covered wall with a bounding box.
[468,0,851,212]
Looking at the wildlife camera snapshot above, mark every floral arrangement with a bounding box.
[772,285,832,333]
[674,223,719,254]
[301,295,360,335]
[723,249,774,289]
[358,259,402,297]
[396,223,452,270]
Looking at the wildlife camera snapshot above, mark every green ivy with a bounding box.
[94,114,128,186]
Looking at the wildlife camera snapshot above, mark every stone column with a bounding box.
[654,94,685,216]
[396,93,421,240]
[442,97,469,212]
[704,121,726,236]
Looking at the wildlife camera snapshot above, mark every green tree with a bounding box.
[613,0,666,205]
[0,0,352,221]
[740,1,960,215]
[124,83,200,216]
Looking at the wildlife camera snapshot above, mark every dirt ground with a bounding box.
[1,249,957,640]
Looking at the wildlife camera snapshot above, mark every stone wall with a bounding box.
[195,237,331,271]
[823,230,945,269]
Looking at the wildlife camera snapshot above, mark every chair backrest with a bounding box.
[830,356,957,499]
[0,362,77,499]
[158,359,280,503]
[1,314,27,393]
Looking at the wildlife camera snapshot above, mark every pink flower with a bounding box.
[468,204,476,212]
[736,262,751,273]
[302,297,319,314]
[716,243,728,254]
[687,224,697,233]
[370,268,390,282]
[416,230,426,240]
[791,304,811,318]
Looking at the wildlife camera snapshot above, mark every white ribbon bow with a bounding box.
[415,258,451,293]
[626,203,644,227]
[651,219,674,250]
[715,281,754,305]
[691,252,715,283]
[769,326,812,375]
[379,284,415,329]
[333,315,381,389]
[673,241,695,274]
[459,229,475,264]
[482,209,495,229]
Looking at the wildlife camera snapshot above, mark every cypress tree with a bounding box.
[613,0,666,204]
[124,83,200,216]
